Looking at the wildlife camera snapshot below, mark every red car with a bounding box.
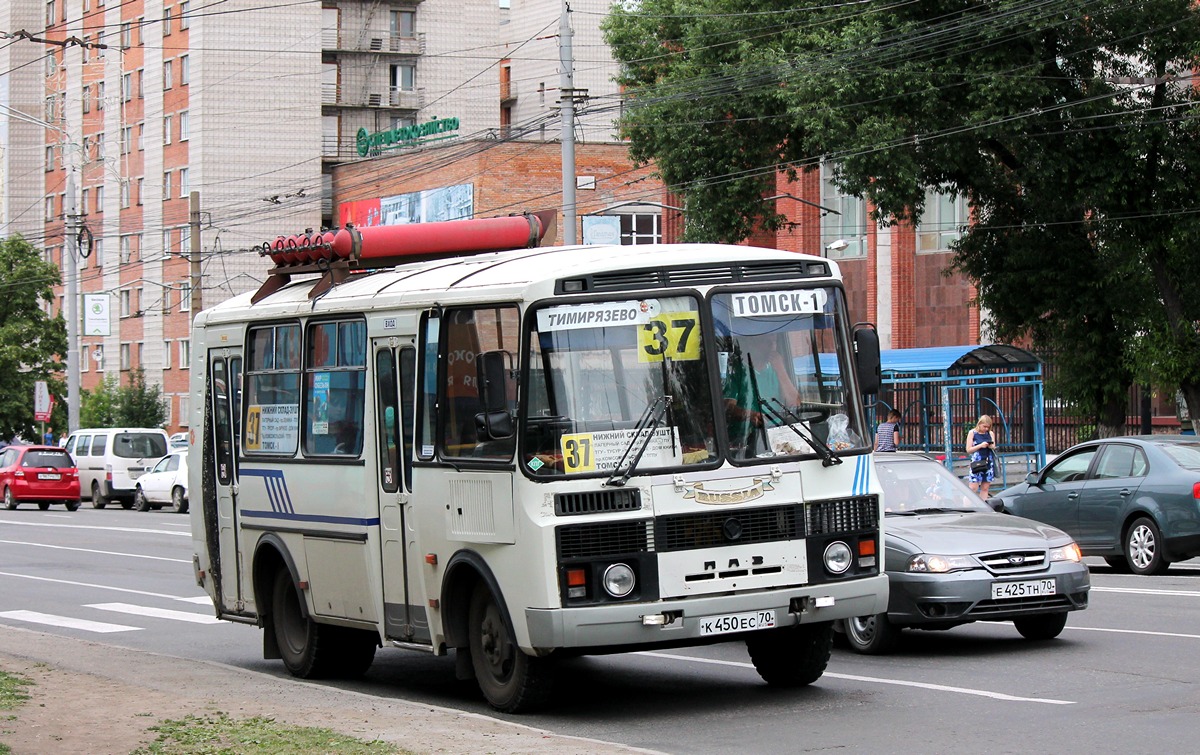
[1,445,81,511]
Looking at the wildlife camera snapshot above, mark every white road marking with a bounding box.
[0,610,140,634]
[1092,586,1200,598]
[0,570,202,603]
[640,651,1074,705]
[0,518,188,537]
[1068,626,1200,640]
[87,602,223,624]
[176,595,214,604]
[0,539,190,563]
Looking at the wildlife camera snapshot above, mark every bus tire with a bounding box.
[467,583,554,713]
[746,621,833,687]
[333,627,378,678]
[271,569,337,679]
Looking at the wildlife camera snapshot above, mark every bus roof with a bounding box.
[198,243,839,324]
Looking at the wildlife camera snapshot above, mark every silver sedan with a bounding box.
[839,453,1091,654]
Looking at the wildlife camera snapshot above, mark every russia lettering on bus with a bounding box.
[731,289,828,317]
[537,300,659,332]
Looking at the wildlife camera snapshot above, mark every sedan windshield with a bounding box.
[523,295,717,477]
[877,458,991,514]
[710,287,868,461]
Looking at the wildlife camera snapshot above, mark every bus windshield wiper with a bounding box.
[761,398,842,467]
[605,394,673,487]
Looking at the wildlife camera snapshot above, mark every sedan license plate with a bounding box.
[991,579,1056,600]
[698,610,776,636]
[37,473,61,480]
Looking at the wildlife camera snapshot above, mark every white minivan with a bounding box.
[63,428,170,509]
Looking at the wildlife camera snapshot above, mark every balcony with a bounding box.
[500,79,517,105]
[320,84,424,111]
[322,30,426,56]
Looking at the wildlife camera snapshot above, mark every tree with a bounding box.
[80,369,168,428]
[605,0,1200,435]
[0,235,68,440]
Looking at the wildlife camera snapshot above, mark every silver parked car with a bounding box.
[996,436,1200,575]
[839,453,1090,654]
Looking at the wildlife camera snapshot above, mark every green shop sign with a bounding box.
[356,117,461,156]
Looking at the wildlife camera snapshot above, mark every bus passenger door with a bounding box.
[375,342,425,642]
[209,350,245,612]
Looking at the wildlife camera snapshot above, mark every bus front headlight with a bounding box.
[823,542,853,574]
[602,563,636,598]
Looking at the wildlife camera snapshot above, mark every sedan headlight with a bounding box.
[1049,542,1082,563]
[907,554,978,573]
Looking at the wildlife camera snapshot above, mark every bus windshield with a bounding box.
[523,295,718,477]
[711,286,867,461]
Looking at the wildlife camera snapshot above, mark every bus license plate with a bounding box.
[699,610,776,636]
[991,579,1056,600]
[37,473,60,480]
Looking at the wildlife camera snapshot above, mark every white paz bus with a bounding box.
[189,214,887,712]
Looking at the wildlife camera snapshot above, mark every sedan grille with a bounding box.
[969,595,1075,615]
[977,550,1048,574]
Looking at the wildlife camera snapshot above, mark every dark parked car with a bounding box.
[839,453,1090,654]
[996,435,1200,575]
[0,445,81,511]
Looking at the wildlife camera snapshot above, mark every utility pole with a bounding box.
[559,1,577,244]
[65,172,80,433]
[189,191,202,317]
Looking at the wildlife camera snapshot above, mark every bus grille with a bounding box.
[655,505,799,552]
[557,520,651,559]
[555,489,642,516]
[804,495,878,535]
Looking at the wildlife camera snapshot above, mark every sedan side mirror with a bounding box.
[1024,472,1040,485]
[987,496,1007,513]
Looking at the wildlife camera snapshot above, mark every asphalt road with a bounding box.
[3,506,1199,753]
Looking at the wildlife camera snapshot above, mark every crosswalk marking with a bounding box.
[86,602,224,624]
[177,595,214,604]
[0,610,140,633]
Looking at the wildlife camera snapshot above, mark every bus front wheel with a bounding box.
[271,569,337,679]
[746,621,833,687]
[467,584,554,713]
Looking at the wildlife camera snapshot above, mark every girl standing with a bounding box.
[965,415,996,498]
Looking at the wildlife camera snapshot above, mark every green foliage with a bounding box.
[80,369,167,428]
[0,670,31,711]
[605,0,1200,430]
[132,713,402,755]
[0,236,67,441]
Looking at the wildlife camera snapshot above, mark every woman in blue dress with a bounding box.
[964,415,996,498]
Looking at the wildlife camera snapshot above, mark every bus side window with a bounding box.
[398,346,416,487]
[440,305,519,460]
[416,314,439,460]
[375,348,401,492]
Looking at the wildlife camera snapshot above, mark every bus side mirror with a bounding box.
[476,350,515,440]
[853,324,881,396]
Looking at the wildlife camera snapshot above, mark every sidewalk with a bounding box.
[0,625,654,754]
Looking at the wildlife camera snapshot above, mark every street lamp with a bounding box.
[824,239,849,256]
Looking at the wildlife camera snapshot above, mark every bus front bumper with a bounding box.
[525,574,888,651]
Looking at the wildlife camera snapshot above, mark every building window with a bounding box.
[179,339,190,368]
[120,22,131,48]
[163,229,172,253]
[93,238,103,268]
[918,188,969,253]
[391,10,415,38]
[163,7,172,35]
[820,163,868,259]
[95,185,104,211]
[179,110,189,141]
[163,115,172,144]
[162,286,171,313]
[121,126,132,154]
[46,1,56,26]
[180,1,190,29]
[136,178,144,205]
[392,64,415,92]
[180,55,189,85]
[163,171,171,199]
[45,146,55,171]
[121,343,131,370]
[120,289,131,317]
[619,213,661,245]
[94,345,104,372]
[120,180,130,208]
[163,340,172,369]
[96,81,104,110]
[81,345,90,372]
[122,72,132,101]
[163,60,173,90]
[82,86,90,113]
[44,96,56,122]
[179,394,190,423]
[81,188,89,213]
[137,122,145,150]
[137,69,144,99]
[45,196,55,221]
[137,341,143,367]
[180,225,191,254]
[179,168,189,197]
[179,281,192,312]
[95,131,105,160]
[120,235,133,263]
[137,17,145,45]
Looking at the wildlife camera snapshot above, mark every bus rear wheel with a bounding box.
[746,621,833,687]
[271,569,338,679]
[468,584,554,713]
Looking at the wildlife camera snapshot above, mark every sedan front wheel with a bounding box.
[843,612,900,655]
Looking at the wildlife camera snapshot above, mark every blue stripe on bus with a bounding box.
[240,468,293,514]
[240,509,381,527]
